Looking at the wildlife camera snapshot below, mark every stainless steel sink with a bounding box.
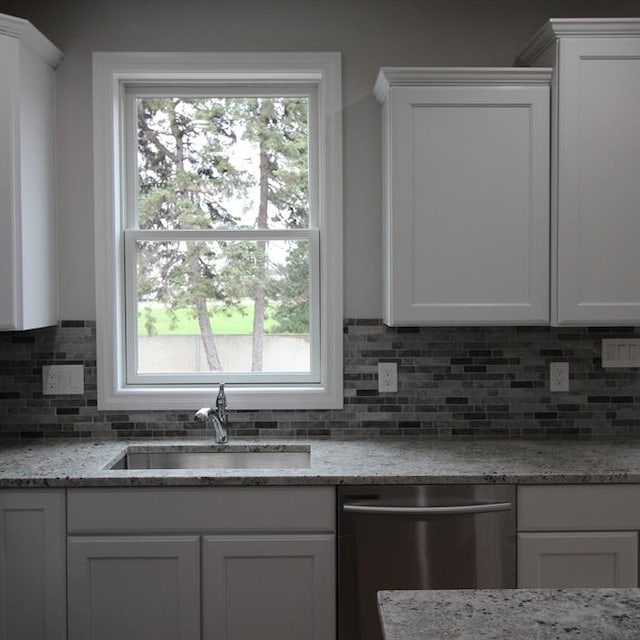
[108,446,311,470]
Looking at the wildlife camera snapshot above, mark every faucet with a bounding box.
[194,383,228,444]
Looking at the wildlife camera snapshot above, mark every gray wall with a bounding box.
[1,0,639,320]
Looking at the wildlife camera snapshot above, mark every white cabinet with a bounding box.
[0,14,62,331]
[202,534,335,640]
[519,531,638,588]
[67,536,201,640]
[67,487,336,640]
[518,19,640,325]
[0,489,66,640]
[374,68,551,326]
[518,485,640,588]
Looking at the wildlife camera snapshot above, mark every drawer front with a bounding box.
[518,485,640,531]
[68,486,335,534]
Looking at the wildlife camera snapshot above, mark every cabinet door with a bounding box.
[555,37,640,324]
[203,534,335,640]
[518,532,638,588]
[67,536,200,640]
[0,35,19,330]
[383,83,549,325]
[0,489,66,640]
[0,21,60,331]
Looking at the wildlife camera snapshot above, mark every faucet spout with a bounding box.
[209,414,228,444]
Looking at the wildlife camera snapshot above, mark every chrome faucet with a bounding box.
[194,383,229,444]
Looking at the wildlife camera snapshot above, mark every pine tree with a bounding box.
[230,96,310,370]
[136,96,243,370]
[135,94,310,373]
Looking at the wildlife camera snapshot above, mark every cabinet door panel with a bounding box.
[518,532,638,588]
[203,534,335,640]
[0,37,18,330]
[556,37,640,324]
[385,83,549,325]
[67,536,200,640]
[0,20,59,331]
[0,490,66,640]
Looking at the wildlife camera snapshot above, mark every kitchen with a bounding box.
[2,0,640,638]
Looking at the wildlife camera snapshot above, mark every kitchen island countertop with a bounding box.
[378,588,640,639]
[3,437,640,487]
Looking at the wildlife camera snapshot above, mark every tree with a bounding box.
[136,97,242,370]
[230,97,310,369]
[135,94,311,374]
[270,242,309,334]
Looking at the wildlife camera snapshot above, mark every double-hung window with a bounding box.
[93,53,342,410]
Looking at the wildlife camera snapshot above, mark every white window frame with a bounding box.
[92,52,342,411]
[122,83,321,387]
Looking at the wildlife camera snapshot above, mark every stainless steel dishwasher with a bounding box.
[338,484,516,640]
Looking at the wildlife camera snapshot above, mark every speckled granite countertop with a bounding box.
[378,588,640,639]
[2,437,640,487]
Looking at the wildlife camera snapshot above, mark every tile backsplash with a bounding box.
[0,320,639,439]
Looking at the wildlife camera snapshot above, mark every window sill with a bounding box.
[97,380,343,411]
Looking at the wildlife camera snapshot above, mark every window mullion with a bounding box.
[126,229,316,241]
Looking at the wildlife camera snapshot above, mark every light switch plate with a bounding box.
[601,339,640,368]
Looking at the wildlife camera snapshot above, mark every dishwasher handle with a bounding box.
[342,501,513,516]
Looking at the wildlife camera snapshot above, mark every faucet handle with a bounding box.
[194,407,212,421]
[216,383,227,413]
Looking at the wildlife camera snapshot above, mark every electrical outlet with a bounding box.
[549,362,569,393]
[378,362,398,393]
[42,365,84,395]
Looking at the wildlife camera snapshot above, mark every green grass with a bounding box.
[137,303,279,335]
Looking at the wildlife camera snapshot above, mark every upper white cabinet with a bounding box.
[375,68,551,326]
[518,19,640,325]
[0,14,62,331]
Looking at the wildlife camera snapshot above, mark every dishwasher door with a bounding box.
[338,484,516,640]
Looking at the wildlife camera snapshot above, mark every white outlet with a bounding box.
[549,362,569,393]
[42,365,84,395]
[378,362,398,393]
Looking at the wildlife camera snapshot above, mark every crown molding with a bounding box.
[0,12,63,68]
[374,67,552,102]
[516,18,640,66]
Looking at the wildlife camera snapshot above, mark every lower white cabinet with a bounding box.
[67,536,201,640]
[517,485,640,588]
[203,535,335,640]
[66,487,336,640]
[518,531,638,588]
[0,489,66,640]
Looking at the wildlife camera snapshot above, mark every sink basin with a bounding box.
[108,446,311,470]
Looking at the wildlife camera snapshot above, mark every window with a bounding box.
[93,53,342,410]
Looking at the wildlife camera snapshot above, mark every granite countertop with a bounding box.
[2,437,640,487]
[378,588,640,639]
